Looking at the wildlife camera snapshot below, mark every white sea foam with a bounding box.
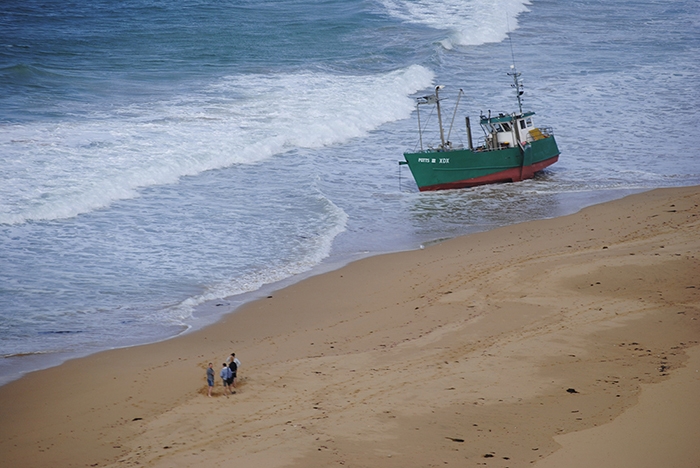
[0,65,433,225]
[378,0,531,46]
[162,191,349,323]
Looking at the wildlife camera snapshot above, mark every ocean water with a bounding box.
[1,0,698,385]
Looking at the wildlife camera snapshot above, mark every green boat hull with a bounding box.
[402,135,559,192]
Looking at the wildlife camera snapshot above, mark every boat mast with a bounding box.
[435,85,446,148]
[508,65,524,114]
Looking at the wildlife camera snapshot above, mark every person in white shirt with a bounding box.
[226,352,241,388]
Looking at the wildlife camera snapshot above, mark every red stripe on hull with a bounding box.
[418,155,559,192]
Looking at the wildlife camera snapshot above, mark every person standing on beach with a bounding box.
[220,363,233,395]
[226,352,241,388]
[206,363,215,397]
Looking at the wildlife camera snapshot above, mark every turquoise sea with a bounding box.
[1,0,699,385]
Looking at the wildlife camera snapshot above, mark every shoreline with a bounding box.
[1,186,698,467]
[0,186,649,388]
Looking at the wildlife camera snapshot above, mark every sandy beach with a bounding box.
[1,186,698,468]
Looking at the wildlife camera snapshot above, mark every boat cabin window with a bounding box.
[493,123,503,132]
[518,119,534,129]
[501,122,511,132]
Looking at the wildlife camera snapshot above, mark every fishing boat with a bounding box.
[400,66,560,191]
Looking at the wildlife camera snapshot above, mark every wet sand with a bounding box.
[1,186,698,468]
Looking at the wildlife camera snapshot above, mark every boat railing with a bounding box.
[474,142,505,153]
[539,126,554,137]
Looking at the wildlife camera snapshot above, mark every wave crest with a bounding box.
[0,65,433,225]
[379,0,531,46]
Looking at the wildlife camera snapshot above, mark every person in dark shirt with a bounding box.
[206,363,215,397]
[220,363,233,395]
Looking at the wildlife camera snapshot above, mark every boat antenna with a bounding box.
[506,16,524,114]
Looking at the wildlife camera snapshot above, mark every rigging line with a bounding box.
[413,106,437,153]
[446,89,464,143]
